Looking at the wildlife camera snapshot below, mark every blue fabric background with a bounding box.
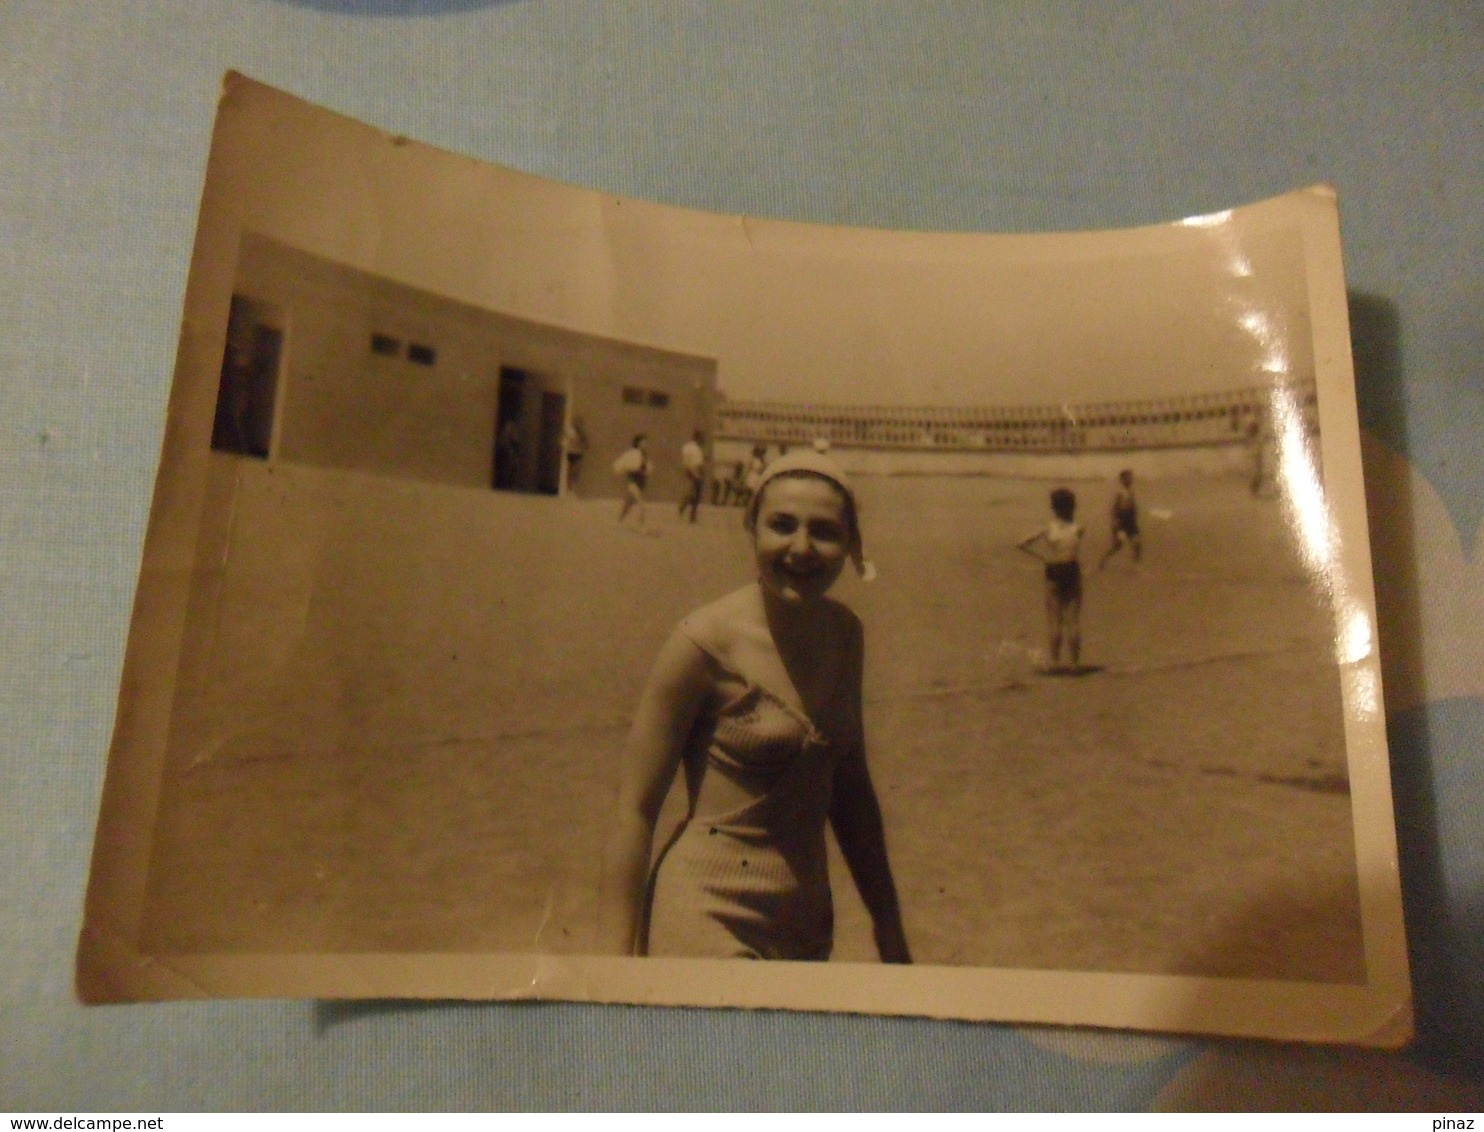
[1,0,1479,1110]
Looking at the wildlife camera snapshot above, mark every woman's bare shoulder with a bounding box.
[822,598,865,655]
[820,595,862,633]
[677,585,762,657]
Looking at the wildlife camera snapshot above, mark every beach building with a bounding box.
[213,233,717,500]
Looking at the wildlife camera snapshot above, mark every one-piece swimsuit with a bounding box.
[642,622,850,961]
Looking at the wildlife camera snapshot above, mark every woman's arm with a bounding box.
[596,628,711,955]
[828,614,911,963]
[831,746,911,963]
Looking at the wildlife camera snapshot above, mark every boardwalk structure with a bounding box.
[714,382,1317,480]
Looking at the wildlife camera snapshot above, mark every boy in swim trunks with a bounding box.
[1017,486,1085,672]
[1097,468,1142,569]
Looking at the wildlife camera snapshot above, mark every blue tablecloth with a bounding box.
[2,0,1480,1110]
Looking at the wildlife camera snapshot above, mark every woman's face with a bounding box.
[752,475,852,603]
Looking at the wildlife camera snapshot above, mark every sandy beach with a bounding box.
[140,454,1363,982]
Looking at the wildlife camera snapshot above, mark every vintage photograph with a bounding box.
[80,76,1407,1041]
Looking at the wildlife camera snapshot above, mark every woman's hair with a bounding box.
[1050,487,1077,521]
[632,433,647,447]
[745,470,859,550]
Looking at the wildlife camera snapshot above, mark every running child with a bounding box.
[1016,487,1085,672]
[1097,469,1142,569]
[613,434,652,531]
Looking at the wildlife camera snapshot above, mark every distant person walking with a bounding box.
[1017,487,1085,672]
[563,416,588,494]
[495,417,522,490]
[613,434,652,531]
[1247,420,1274,498]
[740,443,768,508]
[711,463,731,506]
[1097,469,1142,569]
[721,459,747,510]
[679,430,706,523]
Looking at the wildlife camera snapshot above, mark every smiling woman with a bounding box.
[597,450,911,962]
[751,475,853,603]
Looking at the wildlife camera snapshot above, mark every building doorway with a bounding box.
[536,391,566,495]
[211,296,283,459]
[493,367,526,490]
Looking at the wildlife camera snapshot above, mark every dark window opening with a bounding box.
[370,333,401,357]
[408,343,437,366]
[621,386,645,405]
[646,390,670,408]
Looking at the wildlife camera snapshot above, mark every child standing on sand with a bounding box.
[1098,469,1142,569]
[1017,487,1085,672]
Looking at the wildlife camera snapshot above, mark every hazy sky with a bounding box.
[233,80,1319,413]
[599,209,1316,409]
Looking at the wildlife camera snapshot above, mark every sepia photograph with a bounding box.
[79,75,1407,1042]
